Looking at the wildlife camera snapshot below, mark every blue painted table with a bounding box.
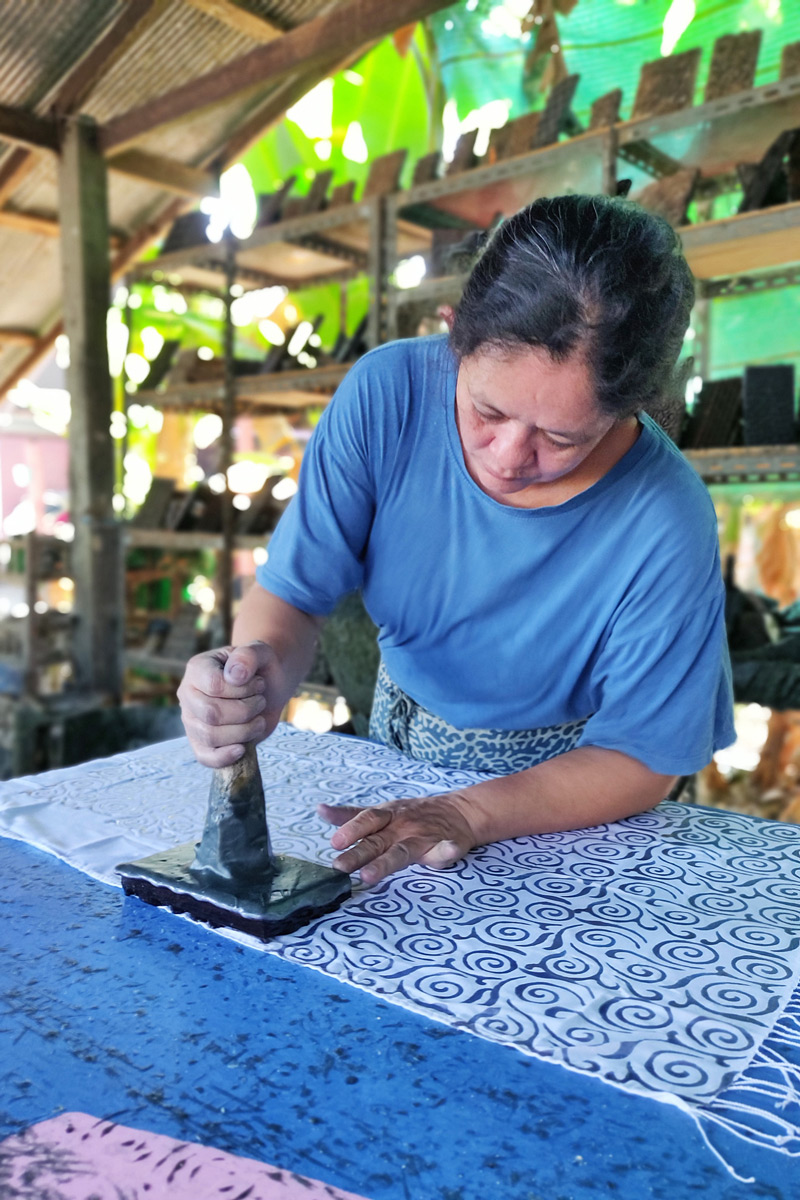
[0,832,794,1200]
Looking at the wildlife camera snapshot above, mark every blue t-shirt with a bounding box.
[257,336,735,775]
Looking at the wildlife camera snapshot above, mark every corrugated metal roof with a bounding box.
[82,3,257,124]
[0,0,348,371]
[0,0,122,110]
[4,154,57,216]
[135,82,274,162]
[246,0,342,27]
[0,7,341,364]
[0,227,61,329]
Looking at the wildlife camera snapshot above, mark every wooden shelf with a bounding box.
[135,363,350,413]
[618,75,800,180]
[137,202,429,291]
[685,445,800,483]
[397,131,609,230]
[124,530,268,551]
[390,202,800,304]
[681,202,800,280]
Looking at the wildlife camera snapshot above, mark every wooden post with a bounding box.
[58,116,122,699]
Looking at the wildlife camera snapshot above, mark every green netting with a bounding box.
[710,286,800,379]
[141,2,800,385]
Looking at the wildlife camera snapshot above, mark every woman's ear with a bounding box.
[437,304,455,331]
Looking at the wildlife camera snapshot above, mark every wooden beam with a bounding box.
[0,147,38,207]
[58,116,122,698]
[100,0,456,150]
[0,103,59,152]
[0,207,126,245]
[0,143,217,204]
[51,0,170,116]
[107,148,218,198]
[0,208,59,237]
[182,0,282,42]
[0,328,37,346]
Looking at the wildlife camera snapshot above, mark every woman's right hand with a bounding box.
[177,640,286,768]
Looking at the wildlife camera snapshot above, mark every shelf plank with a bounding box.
[681,202,800,279]
[139,203,392,288]
[685,444,800,482]
[236,239,355,281]
[618,75,800,178]
[392,203,800,300]
[397,131,609,229]
[135,363,350,412]
[125,530,268,550]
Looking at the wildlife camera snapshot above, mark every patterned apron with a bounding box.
[369,660,589,774]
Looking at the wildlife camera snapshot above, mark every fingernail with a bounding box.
[227,664,247,684]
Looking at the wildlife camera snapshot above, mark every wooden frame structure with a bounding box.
[0,0,460,697]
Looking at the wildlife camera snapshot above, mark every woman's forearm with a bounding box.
[323,744,679,884]
[454,746,677,846]
[232,583,323,706]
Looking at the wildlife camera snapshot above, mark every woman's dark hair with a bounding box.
[449,194,695,419]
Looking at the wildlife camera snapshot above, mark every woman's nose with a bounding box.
[493,424,533,469]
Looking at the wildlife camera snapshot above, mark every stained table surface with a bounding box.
[0,834,794,1200]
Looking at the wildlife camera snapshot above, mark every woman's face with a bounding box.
[455,345,619,503]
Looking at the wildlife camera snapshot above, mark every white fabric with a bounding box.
[2,725,800,1170]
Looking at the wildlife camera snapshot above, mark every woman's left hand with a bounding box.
[318,793,479,886]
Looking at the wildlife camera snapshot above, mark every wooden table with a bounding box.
[1,816,798,1198]
[1,724,800,1195]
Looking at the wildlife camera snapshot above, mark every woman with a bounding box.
[178,194,735,886]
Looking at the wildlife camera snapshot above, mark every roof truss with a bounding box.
[100,0,456,151]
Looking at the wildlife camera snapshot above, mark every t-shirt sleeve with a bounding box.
[576,587,736,776]
[254,360,377,616]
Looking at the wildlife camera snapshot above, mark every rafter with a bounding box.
[0,104,59,152]
[0,0,173,220]
[100,0,457,150]
[0,328,37,346]
[51,0,170,116]
[0,147,38,207]
[0,208,59,237]
[106,148,218,198]
[181,0,281,42]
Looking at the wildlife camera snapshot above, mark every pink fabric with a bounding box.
[0,1111,372,1199]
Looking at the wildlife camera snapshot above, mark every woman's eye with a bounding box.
[545,437,574,450]
[476,407,503,423]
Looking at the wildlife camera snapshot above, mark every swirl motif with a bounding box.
[640,1051,713,1096]
[4,721,800,1118]
[654,939,720,968]
[599,998,672,1030]
[687,892,748,916]
[685,1017,754,1054]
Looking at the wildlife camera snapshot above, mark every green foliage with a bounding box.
[242,28,434,196]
